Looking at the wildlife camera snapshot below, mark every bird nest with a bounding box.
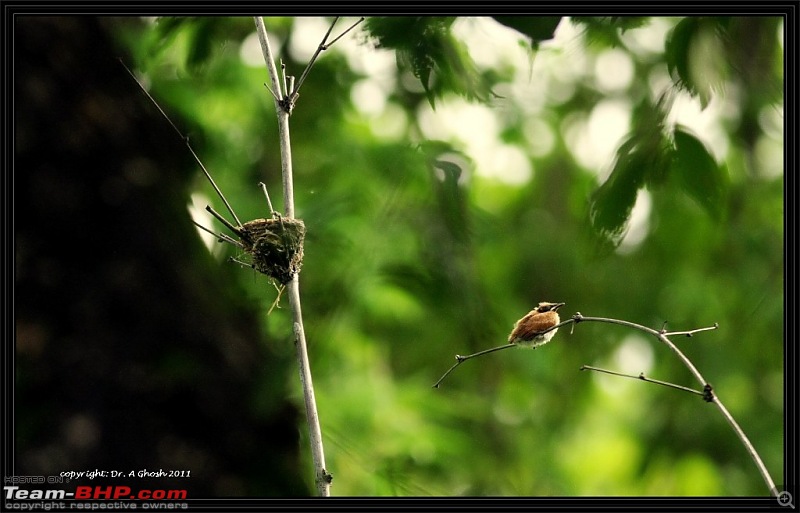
[238,216,305,285]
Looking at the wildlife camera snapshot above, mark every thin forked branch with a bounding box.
[291,17,365,105]
[569,313,775,496]
[257,17,364,114]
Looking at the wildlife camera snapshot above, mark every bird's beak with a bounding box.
[553,302,566,310]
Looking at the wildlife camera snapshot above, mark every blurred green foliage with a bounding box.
[115,16,783,496]
[365,17,494,107]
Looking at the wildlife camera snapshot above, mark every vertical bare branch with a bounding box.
[253,16,330,497]
[254,17,295,218]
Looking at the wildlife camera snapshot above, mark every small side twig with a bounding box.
[579,365,705,397]
[662,322,720,338]
[191,221,245,249]
[258,181,276,215]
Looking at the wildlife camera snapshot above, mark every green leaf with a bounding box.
[572,17,651,47]
[665,18,695,94]
[589,94,673,250]
[670,126,728,220]
[364,17,494,108]
[666,18,730,108]
[433,160,462,182]
[185,18,217,71]
[419,141,472,242]
[590,144,671,250]
[492,17,562,46]
[144,17,215,73]
[589,137,647,250]
[635,92,675,187]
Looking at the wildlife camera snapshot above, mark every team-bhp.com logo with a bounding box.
[5,485,188,500]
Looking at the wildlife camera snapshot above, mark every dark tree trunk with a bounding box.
[13,16,307,497]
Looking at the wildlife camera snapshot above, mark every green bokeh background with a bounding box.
[115,16,784,495]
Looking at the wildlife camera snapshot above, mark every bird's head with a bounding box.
[536,302,565,313]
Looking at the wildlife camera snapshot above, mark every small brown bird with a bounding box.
[508,302,566,348]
